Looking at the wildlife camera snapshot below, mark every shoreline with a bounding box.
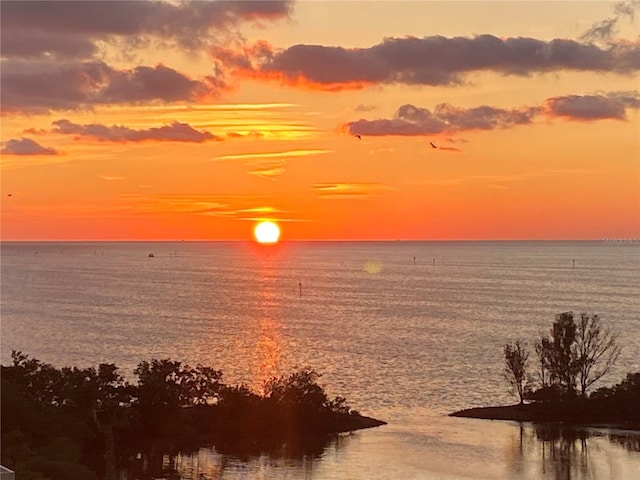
[450,403,640,431]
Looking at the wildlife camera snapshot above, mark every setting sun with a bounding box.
[254,221,281,244]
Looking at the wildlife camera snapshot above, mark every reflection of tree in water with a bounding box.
[508,424,640,480]
[607,432,640,452]
[534,425,590,480]
[127,433,352,479]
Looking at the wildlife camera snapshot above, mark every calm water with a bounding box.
[2,241,640,479]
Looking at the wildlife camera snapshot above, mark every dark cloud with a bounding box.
[1,29,98,59]
[0,0,293,59]
[102,64,221,103]
[1,61,224,113]
[240,35,640,89]
[51,119,220,143]
[545,91,640,120]
[348,103,538,136]
[433,104,538,130]
[1,138,59,155]
[347,91,640,135]
[0,1,292,113]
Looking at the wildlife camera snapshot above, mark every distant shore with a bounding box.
[450,402,640,431]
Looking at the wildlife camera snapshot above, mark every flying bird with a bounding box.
[430,141,438,149]
[354,134,361,140]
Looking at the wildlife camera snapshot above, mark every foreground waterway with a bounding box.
[2,240,639,479]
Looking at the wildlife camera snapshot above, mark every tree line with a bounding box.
[1,352,381,480]
[504,311,623,404]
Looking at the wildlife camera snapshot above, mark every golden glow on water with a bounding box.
[253,318,282,394]
[250,256,283,393]
[364,260,382,274]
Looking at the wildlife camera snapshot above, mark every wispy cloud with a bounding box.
[214,206,287,220]
[100,103,300,115]
[122,193,288,220]
[214,149,331,161]
[51,119,221,143]
[188,103,300,111]
[99,175,126,181]
[122,194,232,215]
[247,160,287,180]
[1,138,59,155]
[314,183,393,199]
[226,131,264,140]
[580,0,639,42]
[437,146,463,153]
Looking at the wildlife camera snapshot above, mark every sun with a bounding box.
[254,221,281,244]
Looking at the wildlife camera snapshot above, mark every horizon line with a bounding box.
[0,238,631,243]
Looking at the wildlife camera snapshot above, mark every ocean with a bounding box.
[1,241,639,479]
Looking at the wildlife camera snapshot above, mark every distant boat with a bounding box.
[148,253,155,257]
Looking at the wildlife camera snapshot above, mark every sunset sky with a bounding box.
[1,0,639,241]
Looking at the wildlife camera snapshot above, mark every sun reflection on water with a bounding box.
[252,316,282,393]
[249,255,284,394]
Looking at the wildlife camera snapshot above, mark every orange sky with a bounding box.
[1,1,639,240]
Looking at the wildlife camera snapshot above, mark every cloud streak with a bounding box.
[214,149,331,161]
[314,183,393,199]
[51,119,220,143]
[122,193,292,221]
[99,175,126,181]
[1,138,59,155]
[247,160,287,180]
[233,35,640,90]
[348,91,640,136]
[437,146,463,153]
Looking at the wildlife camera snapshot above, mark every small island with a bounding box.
[451,312,640,431]
[1,353,385,480]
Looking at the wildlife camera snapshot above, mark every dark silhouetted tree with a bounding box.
[504,340,529,404]
[533,312,580,395]
[264,368,329,412]
[532,312,620,398]
[574,313,621,396]
[133,359,224,437]
[534,340,552,388]
[550,312,580,392]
